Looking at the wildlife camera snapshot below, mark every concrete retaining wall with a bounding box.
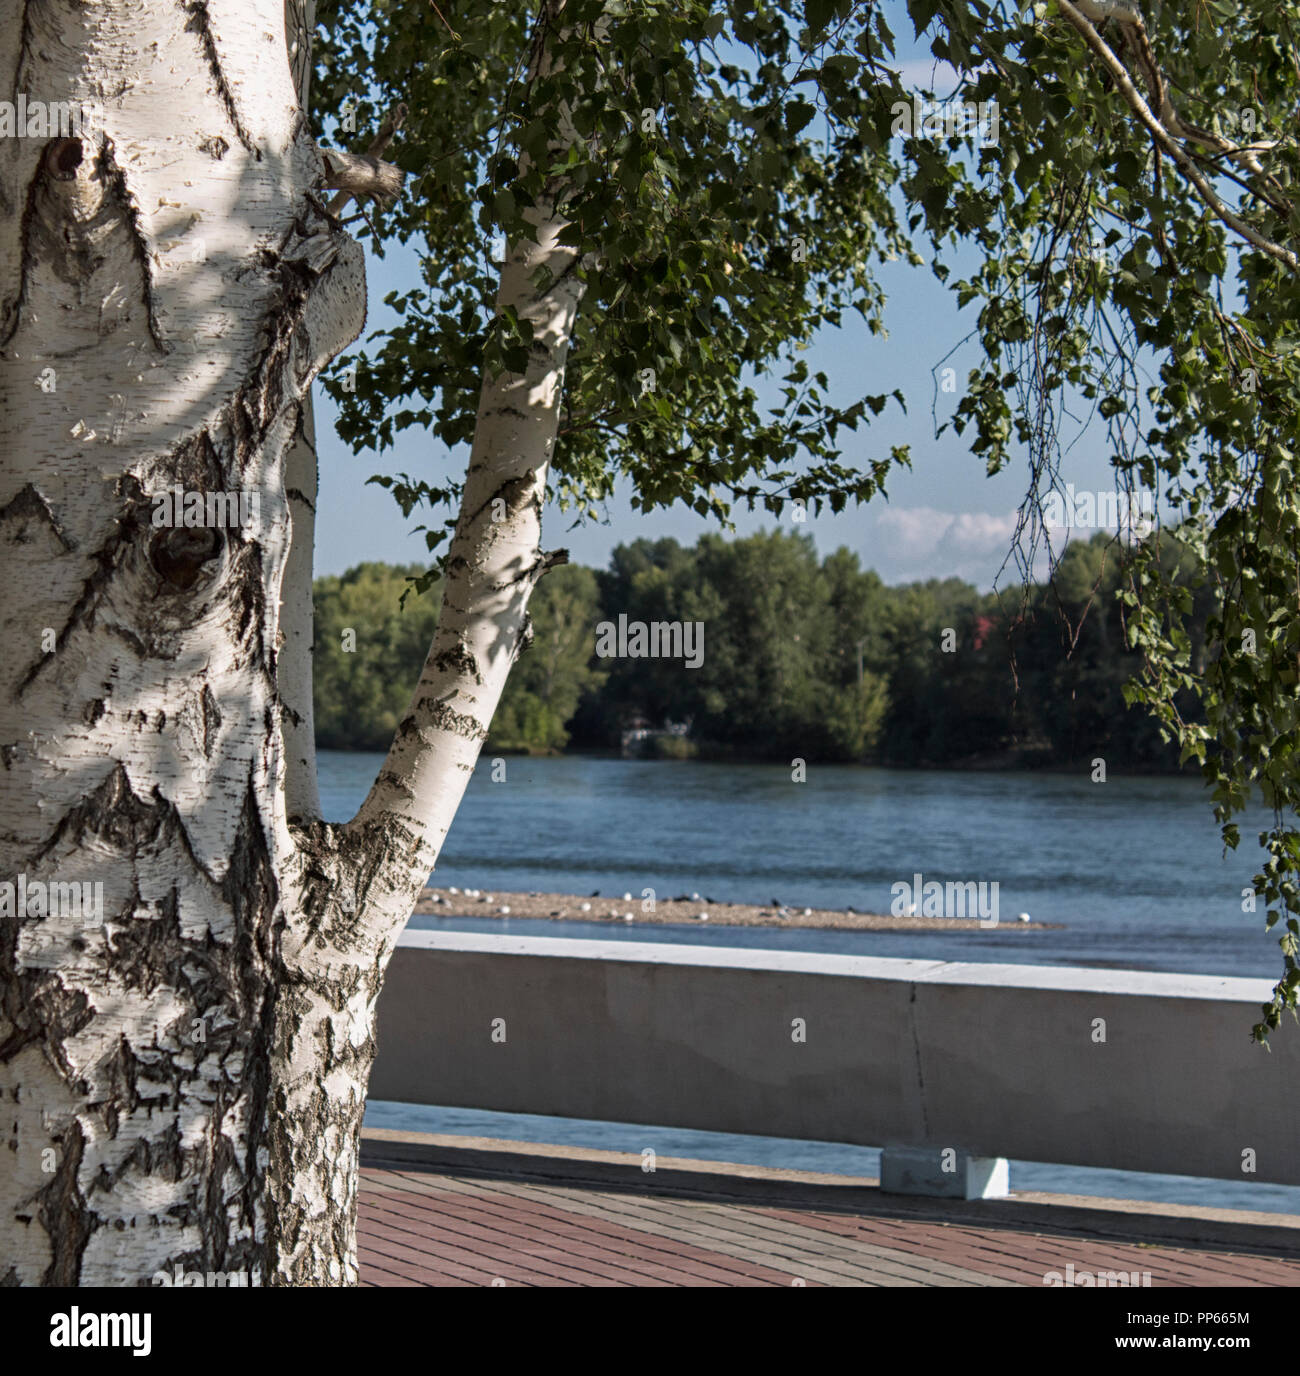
[370,931,1300,1185]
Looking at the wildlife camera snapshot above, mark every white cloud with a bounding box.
[871,506,1020,587]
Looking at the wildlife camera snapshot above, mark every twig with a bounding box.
[324,102,409,215]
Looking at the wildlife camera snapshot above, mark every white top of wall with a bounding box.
[395,929,1273,1003]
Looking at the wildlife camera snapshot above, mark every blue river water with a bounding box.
[319,750,1300,1215]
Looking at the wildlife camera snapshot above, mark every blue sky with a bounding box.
[311,34,1126,592]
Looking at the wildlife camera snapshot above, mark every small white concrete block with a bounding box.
[880,1146,1009,1199]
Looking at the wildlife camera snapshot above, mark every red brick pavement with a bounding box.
[357,1156,1300,1288]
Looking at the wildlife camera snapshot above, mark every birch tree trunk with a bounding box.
[0,0,582,1285]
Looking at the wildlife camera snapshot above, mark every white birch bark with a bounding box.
[0,0,586,1286]
[0,0,362,1285]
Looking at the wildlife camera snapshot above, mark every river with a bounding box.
[318,751,1300,1214]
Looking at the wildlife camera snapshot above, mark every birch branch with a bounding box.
[341,2,585,942]
[320,148,405,208]
[1058,0,1300,275]
[324,100,407,213]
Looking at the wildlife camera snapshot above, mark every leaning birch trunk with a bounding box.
[0,0,584,1285]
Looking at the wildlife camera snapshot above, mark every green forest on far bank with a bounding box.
[312,529,1206,770]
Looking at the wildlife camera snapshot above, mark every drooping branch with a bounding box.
[1058,0,1300,275]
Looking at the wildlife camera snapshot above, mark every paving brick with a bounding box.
[356,1162,1300,1289]
[508,1180,1011,1287]
[382,1182,757,1279]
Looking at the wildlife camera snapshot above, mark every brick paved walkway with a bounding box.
[357,1131,1300,1288]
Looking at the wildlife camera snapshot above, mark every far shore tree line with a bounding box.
[313,528,1206,770]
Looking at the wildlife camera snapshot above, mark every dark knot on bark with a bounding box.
[150,526,223,590]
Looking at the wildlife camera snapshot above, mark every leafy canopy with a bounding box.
[313,0,915,555]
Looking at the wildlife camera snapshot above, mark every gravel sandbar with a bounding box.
[413,887,1060,931]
